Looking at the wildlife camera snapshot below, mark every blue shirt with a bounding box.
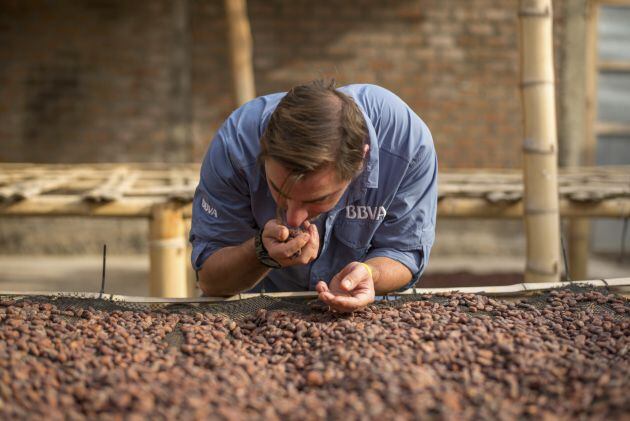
[190,84,438,292]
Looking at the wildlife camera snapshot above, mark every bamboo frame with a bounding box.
[0,165,628,218]
[519,0,562,283]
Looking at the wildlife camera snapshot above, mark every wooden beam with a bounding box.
[598,60,630,72]
[0,171,85,202]
[437,197,630,218]
[592,0,630,6]
[0,195,191,218]
[559,0,587,168]
[595,122,630,136]
[83,168,140,203]
[1,195,629,219]
[225,0,256,106]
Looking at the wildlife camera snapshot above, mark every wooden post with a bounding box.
[566,2,601,280]
[149,204,188,297]
[168,0,193,162]
[559,0,587,168]
[225,0,256,106]
[518,0,561,283]
[560,0,589,280]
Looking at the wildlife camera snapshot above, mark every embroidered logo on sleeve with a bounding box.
[201,198,218,218]
[345,205,386,220]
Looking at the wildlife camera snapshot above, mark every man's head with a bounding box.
[259,80,369,227]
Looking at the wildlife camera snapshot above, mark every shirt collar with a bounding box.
[360,104,380,189]
[347,103,380,201]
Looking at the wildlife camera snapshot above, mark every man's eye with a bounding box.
[311,197,330,204]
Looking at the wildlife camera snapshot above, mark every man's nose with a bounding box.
[285,203,308,228]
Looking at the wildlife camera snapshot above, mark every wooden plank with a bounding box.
[0,171,85,202]
[437,197,630,218]
[598,60,630,72]
[1,194,628,219]
[595,122,630,136]
[83,168,140,202]
[593,0,630,6]
[165,168,195,201]
[0,195,191,218]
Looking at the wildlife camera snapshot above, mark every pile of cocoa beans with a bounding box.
[0,288,628,420]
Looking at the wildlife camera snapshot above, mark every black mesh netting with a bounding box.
[1,284,628,420]
[2,283,627,320]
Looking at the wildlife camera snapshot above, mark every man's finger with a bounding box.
[264,223,289,242]
[303,224,319,261]
[340,266,364,292]
[275,233,310,258]
[326,295,363,313]
[327,269,345,289]
[318,290,336,305]
[329,293,371,312]
[315,281,329,293]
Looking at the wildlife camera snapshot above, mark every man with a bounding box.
[190,80,437,312]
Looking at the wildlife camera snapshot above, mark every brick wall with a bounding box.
[0,1,195,163]
[247,0,564,170]
[1,0,565,169]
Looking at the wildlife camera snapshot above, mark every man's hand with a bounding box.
[316,262,375,312]
[262,219,319,267]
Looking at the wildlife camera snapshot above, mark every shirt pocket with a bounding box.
[333,219,379,251]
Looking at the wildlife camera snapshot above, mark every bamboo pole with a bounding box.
[225,0,256,106]
[518,0,561,283]
[149,204,188,297]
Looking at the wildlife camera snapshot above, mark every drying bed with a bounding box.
[0,286,628,420]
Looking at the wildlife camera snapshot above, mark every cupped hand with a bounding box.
[262,219,319,267]
[316,261,375,312]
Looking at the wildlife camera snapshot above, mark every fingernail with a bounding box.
[343,279,351,289]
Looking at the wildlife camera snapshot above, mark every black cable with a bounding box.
[99,244,107,299]
[619,217,629,264]
[561,228,572,282]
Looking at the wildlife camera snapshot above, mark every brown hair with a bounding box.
[259,79,368,182]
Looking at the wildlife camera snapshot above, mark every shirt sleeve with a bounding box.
[365,122,438,289]
[189,125,258,272]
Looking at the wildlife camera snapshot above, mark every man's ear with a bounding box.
[363,143,370,158]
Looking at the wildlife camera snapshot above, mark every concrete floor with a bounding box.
[0,253,628,297]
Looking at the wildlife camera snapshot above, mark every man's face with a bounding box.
[265,159,351,228]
